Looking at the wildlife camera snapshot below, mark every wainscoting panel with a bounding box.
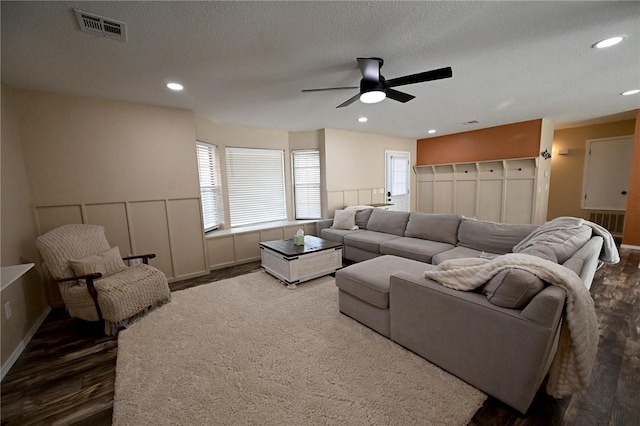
[34,198,210,307]
[343,190,359,207]
[260,228,284,242]
[358,190,372,205]
[128,201,174,278]
[327,192,344,216]
[206,236,236,269]
[166,199,208,279]
[234,232,261,262]
[84,202,132,256]
[327,189,384,216]
[205,220,319,270]
[35,205,84,234]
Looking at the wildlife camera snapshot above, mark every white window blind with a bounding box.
[292,150,321,219]
[196,142,224,232]
[226,147,286,227]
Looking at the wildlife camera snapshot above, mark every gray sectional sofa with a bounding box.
[316,208,606,414]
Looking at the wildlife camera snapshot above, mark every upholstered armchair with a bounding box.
[36,224,171,335]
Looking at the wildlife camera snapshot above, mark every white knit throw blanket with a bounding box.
[423,254,598,398]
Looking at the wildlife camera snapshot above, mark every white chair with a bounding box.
[36,224,171,335]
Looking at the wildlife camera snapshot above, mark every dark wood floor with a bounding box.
[1,251,638,425]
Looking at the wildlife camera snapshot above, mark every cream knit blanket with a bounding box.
[423,254,598,398]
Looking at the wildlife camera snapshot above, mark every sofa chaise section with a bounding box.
[389,270,566,414]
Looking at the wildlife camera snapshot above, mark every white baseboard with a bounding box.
[620,244,640,251]
[1,306,51,381]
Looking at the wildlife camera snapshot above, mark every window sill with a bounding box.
[204,219,319,239]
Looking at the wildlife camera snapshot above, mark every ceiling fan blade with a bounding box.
[336,93,361,108]
[357,57,382,81]
[386,88,415,103]
[387,67,453,87]
[301,86,358,93]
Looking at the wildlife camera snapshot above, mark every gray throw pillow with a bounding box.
[355,208,374,230]
[483,269,545,309]
[366,209,410,236]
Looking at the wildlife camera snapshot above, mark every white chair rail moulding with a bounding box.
[414,157,540,224]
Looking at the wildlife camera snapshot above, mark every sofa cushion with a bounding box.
[457,218,538,254]
[482,244,555,309]
[519,244,558,263]
[320,228,360,244]
[344,231,401,254]
[331,209,357,230]
[483,269,545,309]
[366,209,410,236]
[431,246,500,265]
[404,213,461,245]
[513,223,592,263]
[355,208,374,229]
[336,255,430,309]
[380,237,455,263]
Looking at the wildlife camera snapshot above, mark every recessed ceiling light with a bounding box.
[621,89,640,96]
[166,82,184,91]
[427,129,436,134]
[358,117,368,123]
[592,36,625,49]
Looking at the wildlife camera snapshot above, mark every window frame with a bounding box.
[291,149,321,220]
[195,141,224,232]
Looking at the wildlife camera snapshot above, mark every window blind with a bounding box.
[226,147,286,227]
[292,150,321,219]
[196,142,224,232]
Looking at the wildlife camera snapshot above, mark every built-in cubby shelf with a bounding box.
[414,157,540,224]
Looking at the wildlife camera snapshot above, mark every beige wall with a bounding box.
[1,85,49,373]
[12,90,209,296]
[547,119,636,220]
[323,128,416,216]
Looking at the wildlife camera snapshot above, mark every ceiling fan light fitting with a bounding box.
[360,90,386,104]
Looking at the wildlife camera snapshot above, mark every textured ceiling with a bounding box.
[2,1,639,139]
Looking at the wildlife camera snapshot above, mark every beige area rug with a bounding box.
[114,271,486,425]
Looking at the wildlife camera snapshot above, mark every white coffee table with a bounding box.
[260,236,343,288]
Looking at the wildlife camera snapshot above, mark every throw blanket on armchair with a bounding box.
[423,254,598,398]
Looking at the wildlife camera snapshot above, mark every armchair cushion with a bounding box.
[69,246,126,278]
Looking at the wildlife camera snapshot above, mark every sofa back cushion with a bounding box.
[457,218,538,254]
[366,209,410,236]
[483,269,545,309]
[355,208,374,229]
[513,220,592,263]
[404,213,461,245]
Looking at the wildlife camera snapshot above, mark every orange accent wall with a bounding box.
[417,119,542,165]
[622,110,640,246]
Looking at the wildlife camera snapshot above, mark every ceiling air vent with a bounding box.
[74,9,127,41]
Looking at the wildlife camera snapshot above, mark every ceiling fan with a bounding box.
[302,57,453,108]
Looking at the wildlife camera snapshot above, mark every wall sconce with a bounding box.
[540,149,551,160]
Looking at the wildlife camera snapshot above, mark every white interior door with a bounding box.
[582,136,633,210]
[385,151,410,212]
